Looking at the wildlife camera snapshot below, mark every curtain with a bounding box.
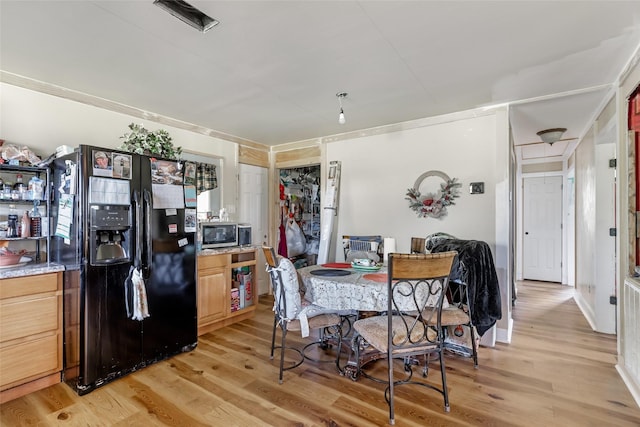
[196,162,217,195]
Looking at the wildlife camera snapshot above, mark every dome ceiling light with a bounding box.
[536,128,567,145]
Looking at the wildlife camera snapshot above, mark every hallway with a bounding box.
[503,280,638,425]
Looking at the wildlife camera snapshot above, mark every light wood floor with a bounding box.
[2,281,640,426]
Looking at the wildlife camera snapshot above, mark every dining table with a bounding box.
[297,262,391,312]
[297,262,392,379]
[297,261,456,380]
[298,262,443,312]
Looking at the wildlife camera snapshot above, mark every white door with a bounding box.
[239,164,269,295]
[523,176,563,282]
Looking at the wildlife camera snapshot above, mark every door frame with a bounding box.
[516,170,565,282]
[238,163,269,296]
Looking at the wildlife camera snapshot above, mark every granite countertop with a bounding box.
[0,262,66,279]
[198,245,259,257]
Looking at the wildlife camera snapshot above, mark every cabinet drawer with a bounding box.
[0,273,60,300]
[1,294,60,343]
[198,254,229,270]
[0,333,61,390]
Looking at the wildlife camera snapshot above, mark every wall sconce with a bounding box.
[336,92,347,124]
[536,128,567,145]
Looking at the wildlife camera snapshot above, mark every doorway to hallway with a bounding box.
[523,175,563,282]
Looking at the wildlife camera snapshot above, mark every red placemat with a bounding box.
[363,273,388,283]
[322,263,351,268]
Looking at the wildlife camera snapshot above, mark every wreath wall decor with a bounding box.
[405,170,461,218]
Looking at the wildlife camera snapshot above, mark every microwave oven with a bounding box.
[200,222,238,249]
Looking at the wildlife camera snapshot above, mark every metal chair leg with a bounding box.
[439,346,450,412]
[279,326,287,384]
[388,350,396,425]
[270,314,277,360]
[332,325,344,374]
[469,324,479,368]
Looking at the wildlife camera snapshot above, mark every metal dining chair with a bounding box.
[262,246,344,383]
[422,279,479,368]
[410,237,478,367]
[351,251,457,425]
[442,280,479,367]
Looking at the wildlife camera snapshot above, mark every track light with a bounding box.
[336,92,347,124]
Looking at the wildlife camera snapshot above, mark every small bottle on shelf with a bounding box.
[7,204,18,238]
[13,174,24,190]
[13,174,27,199]
[30,202,42,237]
[3,182,12,200]
[21,210,31,238]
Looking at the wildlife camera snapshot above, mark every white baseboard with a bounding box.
[573,293,597,331]
[616,362,640,409]
[496,317,513,344]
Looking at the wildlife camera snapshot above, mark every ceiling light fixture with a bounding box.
[336,92,347,124]
[154,0,219,33]
[536,128,567,145]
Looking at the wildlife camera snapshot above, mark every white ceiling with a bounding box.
[1,1,640,162]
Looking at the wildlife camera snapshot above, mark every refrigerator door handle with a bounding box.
[132,190,142,269]
[143,189,153,269]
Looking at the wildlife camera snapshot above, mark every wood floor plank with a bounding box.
[2,280,640,426]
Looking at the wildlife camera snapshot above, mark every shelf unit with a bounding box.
[0,164,51,264]
[197,248,257,335]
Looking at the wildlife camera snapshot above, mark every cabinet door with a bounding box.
[197,268,227,326]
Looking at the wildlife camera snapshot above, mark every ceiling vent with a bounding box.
[154,0,219,33]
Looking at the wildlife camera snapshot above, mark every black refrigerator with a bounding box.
[51,144,197,395]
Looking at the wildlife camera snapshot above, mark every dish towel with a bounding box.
[131,267,150,321]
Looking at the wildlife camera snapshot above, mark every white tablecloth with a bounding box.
[299,265,443,312]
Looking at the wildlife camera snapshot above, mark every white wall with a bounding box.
[572,116,618,335]
[594,140,617,334]
[617,50,640,406]
[0,83,239,217]
[575,128,597,320]
[325,109,512,341]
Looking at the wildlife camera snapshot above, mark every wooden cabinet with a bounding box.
[0,272,63,403]
[198,255,228,326]
[197,248,257,335]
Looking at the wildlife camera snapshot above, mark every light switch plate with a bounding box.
[470,182,484,194]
